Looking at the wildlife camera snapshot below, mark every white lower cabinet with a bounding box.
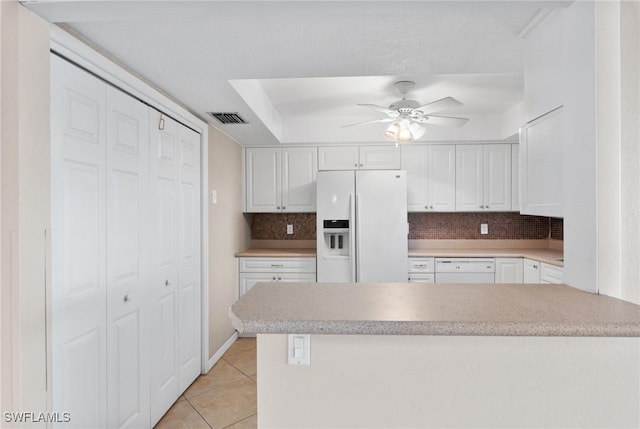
[523,258,542,283]
[239,257,317,296]
[408,257,435,283]
[541,263,564,284]
[495,258,524,283]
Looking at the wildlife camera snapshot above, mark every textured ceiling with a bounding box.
[26,1,567,144]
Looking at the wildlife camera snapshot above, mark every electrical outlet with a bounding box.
[481,223,488,235]
[287,224,294,235]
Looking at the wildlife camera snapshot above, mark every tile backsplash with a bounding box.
[250,213,564,241]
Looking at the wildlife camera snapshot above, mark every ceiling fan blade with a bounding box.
[341,117,395,128]
[422,115,469,127]
[356,103,397,115]
[413,97,463,115]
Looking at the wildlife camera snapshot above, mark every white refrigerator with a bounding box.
[316,170,408,283]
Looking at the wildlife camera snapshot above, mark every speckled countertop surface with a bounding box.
[235,247,563,266]
[230,282,640,336]
[235,248,317,257]
[408,248,564,267]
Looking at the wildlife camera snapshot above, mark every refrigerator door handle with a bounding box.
[355,193,361,283]
[349,193,357,283]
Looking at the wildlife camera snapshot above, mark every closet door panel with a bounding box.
[177,126,202,391]
[106,87,150,429]
[150,112,180,424]
[51,55,108,429]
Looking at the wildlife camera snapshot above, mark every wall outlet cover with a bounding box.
[481,223,489,235]
[287,224,294,235]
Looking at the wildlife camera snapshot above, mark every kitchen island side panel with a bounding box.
[258,334,639,429]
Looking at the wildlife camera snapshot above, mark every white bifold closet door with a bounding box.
[51,54,201,429]
[149,111,202,424]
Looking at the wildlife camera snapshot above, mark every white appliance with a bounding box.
[435,258,495,283]
[316,170,408,282]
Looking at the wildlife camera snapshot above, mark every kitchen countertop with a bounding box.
[230,282,640,337]
[235,247,563,266]
[408,248,564,267]
[235,248,317,257]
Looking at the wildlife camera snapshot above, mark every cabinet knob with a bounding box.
[359,164,363,167]
[277,206,280,210]
[425,205,429,209]
[430,205,434,209]
[278,277,282,280]
[165,280,170,286]
[124,294,131,303]
[282,206,286,210]
[272,277,276,281]
[354,163,358,167]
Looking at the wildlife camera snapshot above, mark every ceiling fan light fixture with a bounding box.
[409,122,426,139]
[384,121,401,141]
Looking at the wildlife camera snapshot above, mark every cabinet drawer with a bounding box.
[541,263,563,284]
[408,257,435,273]
[408,273,435,283]
[239,257,316,273]
[435,258,495,273]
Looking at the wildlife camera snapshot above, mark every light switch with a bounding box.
[287,224,294,235]
[481,223,488,235]
[288,334,310,365]
[211,190,218,204]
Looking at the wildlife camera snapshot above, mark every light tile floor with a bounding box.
[154,338,257,429]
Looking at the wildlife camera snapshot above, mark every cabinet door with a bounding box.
[428,145,456,211]
[245,147,281,212]
[455,145,484,211]
[540,263,563,284]
[359,145,401,170]
[282,147,317,212]
[511,144,520,211]
[176,125,202,393]
[105,87,150,429]
[408,274,435,283]
[51,55,108,429]
[523,258,541,283]
[239,273,277,297]
[400,145,429,211]
[318,146,359,170]
[278,273,317,282]
[495,258,524,284]
[519,107,563,217]
[149,112,181,424]
[484,144,512,211]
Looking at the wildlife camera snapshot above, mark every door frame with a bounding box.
[49,25,211,384]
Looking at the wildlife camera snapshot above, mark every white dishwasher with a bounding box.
[435,258,495,283]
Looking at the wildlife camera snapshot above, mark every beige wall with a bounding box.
[0,1,51,417]
[208,127,250,358]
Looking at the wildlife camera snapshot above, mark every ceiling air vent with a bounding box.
[208,112,248,124]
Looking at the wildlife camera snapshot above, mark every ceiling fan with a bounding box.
[343,81,469,143]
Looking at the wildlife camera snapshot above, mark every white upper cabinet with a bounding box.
[511,144,520,212]
[519,107,563,218]
[484,144,512,211]
[318,145,400,170]
[245,146,317,213]
[245,147,281,212]
[456,144,512,212]
[524,9,564,123]
[401,145,455,212]
[282,147,318,212]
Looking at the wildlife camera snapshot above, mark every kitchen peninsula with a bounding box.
[230,282,640,429]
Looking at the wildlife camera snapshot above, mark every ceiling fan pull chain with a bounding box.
[159,113,165,131]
